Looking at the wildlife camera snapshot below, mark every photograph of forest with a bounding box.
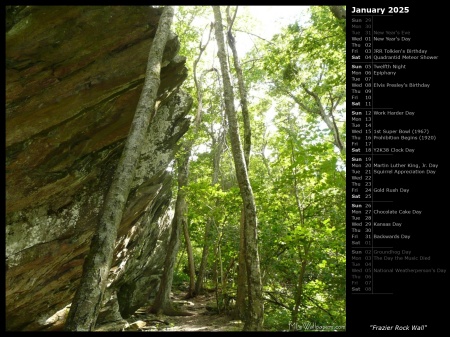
[6,5,346,331]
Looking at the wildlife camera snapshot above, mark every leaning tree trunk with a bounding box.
[226,6,252,321]
[64,6,174,331]
[212,6,264,331]
[148,152,193,317]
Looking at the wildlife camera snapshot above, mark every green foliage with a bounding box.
[173,269,190,286]
[264,306,292,331]
[244,6,346,155]
[169,6,345,330]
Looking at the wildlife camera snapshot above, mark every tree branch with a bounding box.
[302,293,335,319]
[264,291,292,311]
[193,23,214,127]
[233,28,275,45]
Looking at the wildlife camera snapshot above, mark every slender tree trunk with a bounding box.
[149,152,193,316]
[287,120,311,327]
[182,203,196,298]
[223,257,236,310]
[64,6,174,331]
[151,19,213,303]
[212,6,264,331]
[219,242,227,312]
[149,197,183,315]
[291,258,307,326]
[195,218,212,295]
[213,238,220,314]
[168,27,216,299]
[189,28,219,298]
[175,244,185,274]
[291,242,310,326]
[226,7,253,322]
[212,226,226,313]
[234,210,248,320]
[195,132,224,295]
[226,6,251,168]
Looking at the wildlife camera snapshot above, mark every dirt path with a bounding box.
[96,290,244,332]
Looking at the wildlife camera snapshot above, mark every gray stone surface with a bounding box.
[6,6,191,331]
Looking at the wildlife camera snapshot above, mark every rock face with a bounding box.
[6,6,192,331]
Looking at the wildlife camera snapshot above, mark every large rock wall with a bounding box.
[6,6,192,331]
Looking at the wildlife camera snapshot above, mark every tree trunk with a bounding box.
[226,7,252,322]
[213,238,220,314]
[218,241,227,312]
[148,152,193,316]
[195,218,212,295]
[291,242,310,326]
[329,6,346,33]
[148,17,212,304]
[234,209,248,320]
[64,6,174,331]
[291,257,307,326]
[212,6,264,331]
[190,28,218,298]
[195,131,225,295]
[329,5,346,20]
[148,196,182,315]
[226,6,251,168]
[182,199,196,298]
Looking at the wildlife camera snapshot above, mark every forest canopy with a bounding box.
[167,5,346,331]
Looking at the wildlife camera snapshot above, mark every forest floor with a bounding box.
[96,288,244,332]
